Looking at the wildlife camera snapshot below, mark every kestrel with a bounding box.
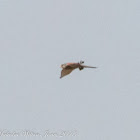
[60,61,97,78]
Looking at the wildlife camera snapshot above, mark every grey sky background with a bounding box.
[0,0,140,140]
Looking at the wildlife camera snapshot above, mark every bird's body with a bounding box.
[60,61,97,78]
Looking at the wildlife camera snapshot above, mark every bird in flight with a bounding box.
[60,61,97,78]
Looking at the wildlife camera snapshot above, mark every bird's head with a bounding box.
[80,61,84,64]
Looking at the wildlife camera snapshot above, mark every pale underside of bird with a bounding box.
[60,61,97,78]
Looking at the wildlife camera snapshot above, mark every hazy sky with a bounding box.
[0,0,140,140]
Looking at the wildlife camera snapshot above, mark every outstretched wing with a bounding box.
[81,64,97,68]
[60,69,73,78]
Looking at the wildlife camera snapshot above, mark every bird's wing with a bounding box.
[81,64,97,68]
[60,69,73,78]
[66,63,78,68]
